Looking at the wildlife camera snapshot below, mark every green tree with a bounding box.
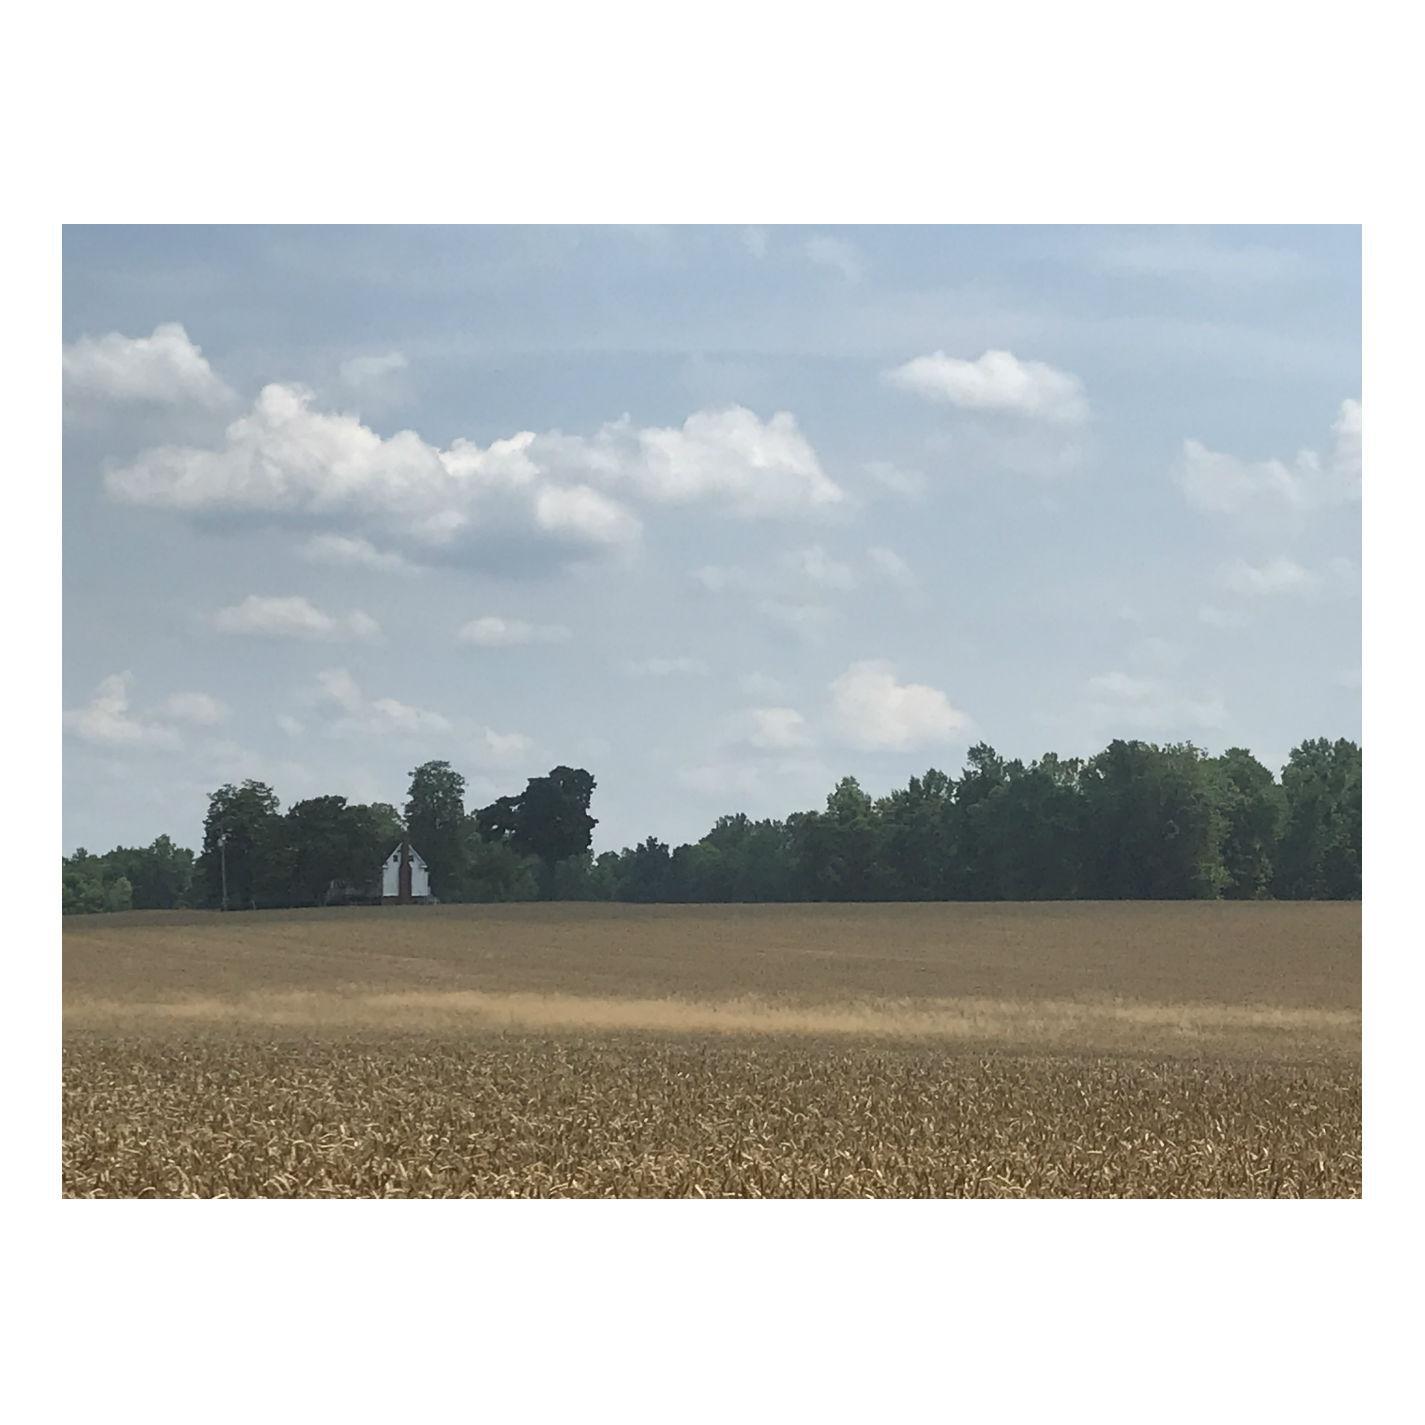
[465,835,542,901]
[1275,739,1362,899]
[788,777,883,901]
[1211,748,1283,899]
[1078,741,1226,900]
[875,770,955,900]
[405,761,470,901]
[475,766,598,895]
[197,781,283,909]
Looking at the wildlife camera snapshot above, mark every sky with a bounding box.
[62,225,1361,856]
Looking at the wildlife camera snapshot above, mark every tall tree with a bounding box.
[788,776,882,901]
[405,761,470,901]
[475,766,598,894]
[1078,741,1226,900]
[197,781,283,909]
[1211,748,1283,899]
[1275,739,1362,899]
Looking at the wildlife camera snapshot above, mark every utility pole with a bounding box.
[219,830,229,912]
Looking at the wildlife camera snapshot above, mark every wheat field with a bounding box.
[63,901,1361,1198]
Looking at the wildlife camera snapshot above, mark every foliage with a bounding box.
[63,737,1362,913]
[405,761,470,901]
[474,766,598,894]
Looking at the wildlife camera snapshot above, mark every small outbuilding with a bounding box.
[381,839,434,904]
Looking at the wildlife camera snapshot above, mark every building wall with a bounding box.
[381,849,432,900]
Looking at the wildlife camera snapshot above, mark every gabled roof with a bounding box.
[383,842,428,868]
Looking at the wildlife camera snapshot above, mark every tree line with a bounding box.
[62,736,1361,913]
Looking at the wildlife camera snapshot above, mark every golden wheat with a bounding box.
[62,902,1361,1198]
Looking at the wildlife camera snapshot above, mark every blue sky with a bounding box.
[62,225,1361,855]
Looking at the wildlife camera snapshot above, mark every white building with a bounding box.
[381,840,433,903]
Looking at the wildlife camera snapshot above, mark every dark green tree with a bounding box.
[1275,739,1362,899]
[1078,741,1226,900]
[1211,748,1283,899]
[197,781,283,909]
[475,766,598,895]
[405,761,470,901]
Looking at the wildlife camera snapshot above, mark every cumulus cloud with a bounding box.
[213,595,382,642]
[470,727,535,766]
[457,615,571,648]
[867,546,914,588]
[1085,671,1228,732]
[829,661,971,751]
[1175,399,1361,515]
[740,706,812,750]
[106,387,839,568]
[885,349,1089,425]
[626,656,710,677]
[863,460,926,498]
[300,533,416,575]
[64,322,234,409]
[1219,557,1317,596]
[313,668,452,738]
[161,691,228,725]
[64,672,181,749]
[307,669,530,765]
[786,545,857,590]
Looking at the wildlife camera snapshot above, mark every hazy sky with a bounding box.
[63,225,1361,855]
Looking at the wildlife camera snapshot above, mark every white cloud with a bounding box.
[64,322,233,409]
[1332,399,1361,488]
[829,661,971,751]
[339,351,409,387]
[314,668,452,738]
[863,460,926,498]
[1219,557,1317,596]
[308,668,528,763]
[300,533,416,575]
[457,615,571,648]
[276,714,305,737]
[741,706,812,750]
[161,691,228,725]
[545,406,844,516]
[885,349,1089,425]
[786,544,857,590]
[471,727,535,766]
[213,595,382,642]
[64,672,181,749]
[107,388,839,567]
[1175,399,1361,515]
[803,235,864,283]
[867,546,914,588]
[532,482,642,547]
[1084,671,1228,732]
[692,564,759,594]
[627,656,710,677]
